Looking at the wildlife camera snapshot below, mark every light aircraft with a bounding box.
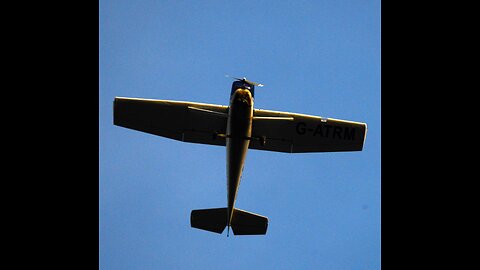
[113,76,367,236]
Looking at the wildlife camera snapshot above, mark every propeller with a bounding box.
[225,74,264,87]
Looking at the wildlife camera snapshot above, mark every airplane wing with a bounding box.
[249,108,367,153]
[114,97,228,146]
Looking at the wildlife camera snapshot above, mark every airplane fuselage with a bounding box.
[226,88,254,226]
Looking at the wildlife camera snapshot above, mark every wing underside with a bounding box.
[250,108,367,153]
[113,97,229,147]
[114,97,366,153]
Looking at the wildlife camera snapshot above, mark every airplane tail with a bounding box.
[231,208,269,235]
[190,207,268,235]
[190,208,227,234]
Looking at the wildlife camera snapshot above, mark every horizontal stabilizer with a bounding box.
[231,209,268,235]
[190,208,227,234]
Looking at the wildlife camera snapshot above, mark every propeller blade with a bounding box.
[225,75,264,87]
[247,80,264,87]
[225,74,243,81]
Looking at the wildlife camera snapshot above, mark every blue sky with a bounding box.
[100,0,380,269]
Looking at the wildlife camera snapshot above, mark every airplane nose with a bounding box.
[235,89,252,106]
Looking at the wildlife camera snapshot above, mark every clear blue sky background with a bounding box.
[99,0,380,269]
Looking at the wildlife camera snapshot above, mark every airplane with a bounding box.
[113,76,367,236]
